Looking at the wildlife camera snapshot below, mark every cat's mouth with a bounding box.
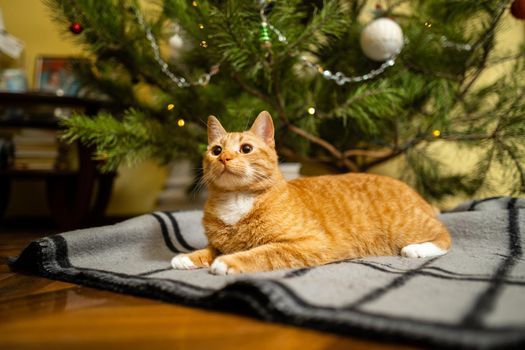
[220,166,241,177]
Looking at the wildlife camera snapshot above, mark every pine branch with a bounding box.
[232,73,272,105]
[343,149,391,158]
[499,142,525,192]
[361,136,427,171]
[488,52,525,66]
[279,0,347,58]
[458,1,507,98]
[287,124,358,171]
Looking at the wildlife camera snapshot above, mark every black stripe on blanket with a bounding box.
[467,196,505,211]
[283,267,312,278]
[344,260,525,286]
[163,212,196,251]
[354,260,525,280]
[151,213,179,253]
[137,267,173,276]
[461,198,523,328]
[345,256,441,310]
[48,235,212,293]
[283,259,525,285]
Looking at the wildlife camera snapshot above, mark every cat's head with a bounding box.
[203,111,281,191]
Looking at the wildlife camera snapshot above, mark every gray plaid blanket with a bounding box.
[12,197,525,349]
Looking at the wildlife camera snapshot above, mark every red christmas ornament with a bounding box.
[69,22,83,34]
[511,0,525,19]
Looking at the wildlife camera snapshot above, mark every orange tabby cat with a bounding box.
[171,111,451,275]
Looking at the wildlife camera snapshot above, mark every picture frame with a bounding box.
[33,56,83,96]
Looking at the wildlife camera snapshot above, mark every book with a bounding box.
[11,128,59,169]
[15,149,59,158]
[13,158,56,170]
[0,138,14,169]
[13,130,57,145]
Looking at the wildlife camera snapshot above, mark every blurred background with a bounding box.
[0,0,523,228]
[0,0,170,224]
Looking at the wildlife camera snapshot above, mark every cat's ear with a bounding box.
[250,111,275,147]
[207,115,227,144]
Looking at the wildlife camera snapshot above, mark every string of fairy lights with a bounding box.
[132,5,220,88]
[132,0,404,92]
[258,1,403,85]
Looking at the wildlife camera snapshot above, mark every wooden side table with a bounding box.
[0,92,116,229]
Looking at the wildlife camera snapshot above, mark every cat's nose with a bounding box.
[219,152,233,164]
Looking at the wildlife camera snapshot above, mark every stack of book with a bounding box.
[11,129,60,170]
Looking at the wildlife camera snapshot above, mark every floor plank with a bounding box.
[0,227,417,349]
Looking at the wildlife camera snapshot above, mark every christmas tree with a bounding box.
[44,0,525,203]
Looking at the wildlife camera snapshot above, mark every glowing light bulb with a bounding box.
[192,1,198,7]
[177,119,185,127]
[432,129,441,137]
[167,103,175,111]
[198,24,204,29]
[307,107,316,115]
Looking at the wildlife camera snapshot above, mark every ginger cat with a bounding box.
[171,111,451,275]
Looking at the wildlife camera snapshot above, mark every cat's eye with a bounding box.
[240,144,253,154]
[211,146,222,156]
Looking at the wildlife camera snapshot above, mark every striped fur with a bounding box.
[174,111,451,274]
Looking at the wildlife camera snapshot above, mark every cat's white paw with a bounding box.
[401,242,447,258]
[210,258,237,275]
[171,254,197,270]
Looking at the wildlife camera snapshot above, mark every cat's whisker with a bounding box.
[194,172,213,194]
[250,169,271,182]
[197,118,208,129]
[191,180,206,198]
[192,176,204,189]
[244,116,252,131]
[250,174,268,183]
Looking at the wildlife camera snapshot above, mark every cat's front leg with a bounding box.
[210,241,325,275]
[171,246,217,270]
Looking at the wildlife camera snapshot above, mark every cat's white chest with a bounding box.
[215,192,256,225]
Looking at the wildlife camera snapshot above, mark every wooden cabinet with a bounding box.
[0,92,115,229]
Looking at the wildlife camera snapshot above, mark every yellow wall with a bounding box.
[0,0,82,87]
[0,0,167,216]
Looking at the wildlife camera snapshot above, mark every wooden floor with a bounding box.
[0,224,416,350]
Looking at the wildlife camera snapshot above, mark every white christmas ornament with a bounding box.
[169,33,184,59]
[169,33,184,49]
[360,17,404,62]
